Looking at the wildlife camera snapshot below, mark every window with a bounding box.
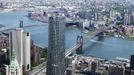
[27,64,30,70]
[11,72,14,75]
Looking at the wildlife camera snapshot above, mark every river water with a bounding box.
[0,10,134,59]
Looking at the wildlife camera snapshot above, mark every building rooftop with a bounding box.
[9,50,19,69]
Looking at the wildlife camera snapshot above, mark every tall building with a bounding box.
[5,51,23,75]
[9,28,31,72]
[130,54,134,70]
[124,14,131,25]
[47,13,66,75]
[9,28,23,66]
[91,61,98,75]
[109,66,125,75]
[22,32,31,71]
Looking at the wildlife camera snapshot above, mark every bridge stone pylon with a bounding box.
[76,35,83,54]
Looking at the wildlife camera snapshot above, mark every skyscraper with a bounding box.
[91,61,98,75]
[9,28,31,72]
[5,51,23,75]
[47,13,66,75]
[9,28,23,66]
[22,32,31,71]
[124,14,131,25]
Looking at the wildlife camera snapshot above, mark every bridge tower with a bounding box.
[76,35,83,54]
[19,20,23,28]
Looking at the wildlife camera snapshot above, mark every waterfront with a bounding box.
[0,10,134,59]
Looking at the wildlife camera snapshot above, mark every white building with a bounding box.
[23,32,31,71]
[9,28,31,72]
[9,28,23,66]
[124,14,131,25]
[5,51,23,75]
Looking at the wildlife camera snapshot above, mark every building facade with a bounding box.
[22,32,31,71]
[47,13,66,75]
[109,66,125,75]
[9,28,23,66]
[130,54,134,70]
[5,51,22,75]
[9,28,31,72]
[124,14,131,25]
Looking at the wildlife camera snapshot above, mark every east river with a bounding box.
[1,10,134,59]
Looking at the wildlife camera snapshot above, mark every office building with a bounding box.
[5,51,23,75]
[91,61,98,75]
[22,32,31,71]
[47,13,66,75]
[124,14,131,25]
[9,28,31,72]
[9,28,23,66]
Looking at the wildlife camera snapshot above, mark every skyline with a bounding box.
[0,0,134,75]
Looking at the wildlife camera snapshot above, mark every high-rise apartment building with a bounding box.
[47,13,66,75]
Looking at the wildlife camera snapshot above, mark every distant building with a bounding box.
[9,28,31,72]
[94,12,98,21]
[91,61,98,75]
[5,51,23,75]
[130,54,134,70]
[0,51,7,67]
[124,14,131,25]
[109,66,125,75]
[31,44,40,64]
[0,34,9,48]
[47,13,66,75]
[66,59,75,75]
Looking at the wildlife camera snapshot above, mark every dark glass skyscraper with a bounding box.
[130,54,134,70]
[47,13,66,75]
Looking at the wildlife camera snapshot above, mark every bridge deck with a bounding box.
[65,44,81,57]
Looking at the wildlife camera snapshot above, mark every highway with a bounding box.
[28,62,46,75]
